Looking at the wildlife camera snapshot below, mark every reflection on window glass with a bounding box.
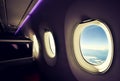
[80,25,108,65]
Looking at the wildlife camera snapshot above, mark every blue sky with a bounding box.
[80,25,108,51]
[80,25,109,65]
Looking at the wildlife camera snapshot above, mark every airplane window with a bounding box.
[32,35,39,59]
[80,25,108,65]
[44,31,56,58]
[73,20,114,73]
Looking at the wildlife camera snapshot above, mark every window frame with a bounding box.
[73,19,114,73]
[44,31,56,58]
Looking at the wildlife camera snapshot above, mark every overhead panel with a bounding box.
[0,0,37,30]
[6,0,31,26]
[6,0,38,27]
[17,0,38,27]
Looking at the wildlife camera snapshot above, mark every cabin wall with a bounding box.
[22,0,120,81]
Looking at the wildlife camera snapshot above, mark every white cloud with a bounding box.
[84,56,104,65]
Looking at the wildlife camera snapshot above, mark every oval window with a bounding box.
[44,31,56,58]
[73,20,114,73]
[32,34,39,59]
[80,25,108,65]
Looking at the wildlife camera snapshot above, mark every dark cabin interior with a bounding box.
[0,0,120,81]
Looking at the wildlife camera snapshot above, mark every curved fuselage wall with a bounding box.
[21,0,120,81]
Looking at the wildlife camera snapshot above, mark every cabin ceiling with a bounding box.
[0,0,37,33]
